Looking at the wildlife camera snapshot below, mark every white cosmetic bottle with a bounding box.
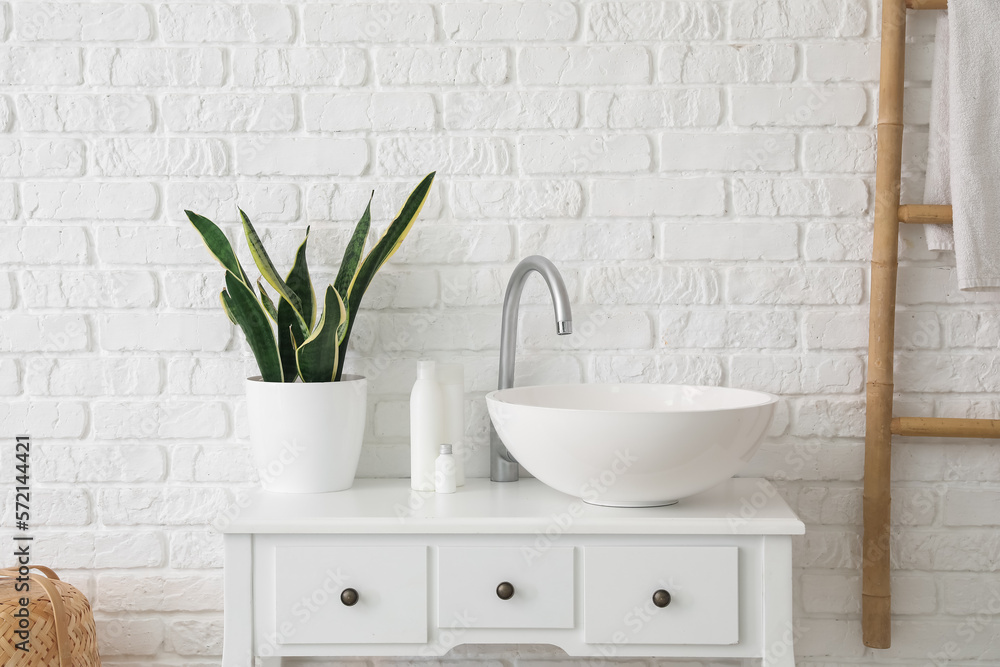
[410,361,446,491]
[438,362,466,487]
[435,444,457,494]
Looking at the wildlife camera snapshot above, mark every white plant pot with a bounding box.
[246,374,367,493]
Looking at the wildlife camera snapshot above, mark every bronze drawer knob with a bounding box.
[652,589,671,608]
[496,582,515,600]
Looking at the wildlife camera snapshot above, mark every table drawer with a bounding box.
[275,546,427,644]
[583,546,738,645]
[438,546,574,629]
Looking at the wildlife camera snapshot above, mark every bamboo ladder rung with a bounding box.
[898,204,953,224]
[892,417,1000,439]
[906,0,947,8]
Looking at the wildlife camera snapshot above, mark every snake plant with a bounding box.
[186,172,435,382]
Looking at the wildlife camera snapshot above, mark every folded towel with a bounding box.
[923,14,953,251]
[923,3,1000,291]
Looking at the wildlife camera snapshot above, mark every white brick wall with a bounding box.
[0,0,996,664]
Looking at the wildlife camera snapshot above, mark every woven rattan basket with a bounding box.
[0,566,101,667]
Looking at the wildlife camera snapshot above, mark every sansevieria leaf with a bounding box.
[239,208,307,332]
[224,271,283,382]
[296,285,347,383]
[277,297,306,383]
[285,227,316,330]
[276,231,314,381]
[335,172,435,379]
[337,313,349,345]
[349,172,434,313]
[334,193,373,301]
[219,290,238,325]
[186,210,251,286]
[257,279,278,321]
[379,172,435,261]
[187,172,432,383]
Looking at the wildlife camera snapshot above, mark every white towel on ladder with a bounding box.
[923,3,1000,291]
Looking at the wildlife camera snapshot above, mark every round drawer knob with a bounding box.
[652,589,671,608]
[496,582,515,600]
[341,588,359,606]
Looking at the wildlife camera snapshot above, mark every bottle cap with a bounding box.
[417,360,436,379]
[438,362,464,385]
[439,444,453,455]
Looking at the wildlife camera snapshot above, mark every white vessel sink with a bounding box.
[486,383,778,507]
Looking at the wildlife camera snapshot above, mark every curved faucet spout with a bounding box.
[492,255,573,482]
[498,255,573,390]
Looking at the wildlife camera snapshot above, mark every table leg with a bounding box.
[223,534,255,667]
[761,536,797,667]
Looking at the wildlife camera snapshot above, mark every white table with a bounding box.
[221,477,804,666]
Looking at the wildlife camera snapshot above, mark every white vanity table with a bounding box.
[221,477,804,666]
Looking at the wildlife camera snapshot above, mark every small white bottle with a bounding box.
[435,444,457,494]
[438,362,466,487]
[410,361,446,491]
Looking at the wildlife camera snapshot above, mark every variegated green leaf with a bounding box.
[225,271,282,382]
[285,227,316,330]
[337,315,349,345]
[239,208,307,331]
[219,290,238,325]
[257,279,278,322]
[336,172,434,378]
[296,285,346,383]
[378,172,435,261]
[186,210,251,286]
[335,193,372,300]
[349,173,433,314]
[277,296,306,383]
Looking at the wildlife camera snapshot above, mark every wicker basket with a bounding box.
[0,566,101,667]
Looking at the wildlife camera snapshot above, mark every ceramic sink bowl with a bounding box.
[486,383,778,507]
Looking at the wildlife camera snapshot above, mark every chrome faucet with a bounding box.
[491,255,573,482]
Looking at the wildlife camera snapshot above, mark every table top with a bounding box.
[221,477,804,536]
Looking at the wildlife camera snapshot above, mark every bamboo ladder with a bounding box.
[864,0,1000,649]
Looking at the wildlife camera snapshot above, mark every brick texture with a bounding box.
[0,1,988,665]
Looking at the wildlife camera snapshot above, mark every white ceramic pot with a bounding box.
[246,374,367,493]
